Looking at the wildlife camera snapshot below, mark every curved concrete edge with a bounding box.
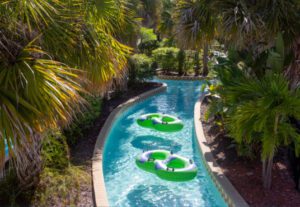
[158,75,211,81]
[194,94,249,207]
[92,83,167,207]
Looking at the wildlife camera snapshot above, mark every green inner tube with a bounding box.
[137,113,184,132]
[166,158,186,169]
[150,152,169,160]
[136,113,160,128]
[135,150,170,173]
[161,116,175,122]
[136,151,197,182]
[155,167,197,182]
[155,156,197,182]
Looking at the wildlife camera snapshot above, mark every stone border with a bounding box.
[157,74,210,81]
[92,83,167,207]
[194,94,249,207]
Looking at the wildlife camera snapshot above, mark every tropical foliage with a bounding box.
[205,33,300,188]
[0,0,299,202]
[0,0,131,187]
[128,54,154,84]
[175,0,300,84]
[152,47,179,73]
[175,0,217,76]
[138,27,159,55]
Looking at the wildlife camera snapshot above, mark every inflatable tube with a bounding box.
[152,115,184,132]
[136,150,197,182]
[135,150,170,173]
[137,113,161,128]
[137,113,184,132]
[155,154,197,182]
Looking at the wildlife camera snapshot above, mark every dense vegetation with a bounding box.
[0,0,299,205]
[130,0,300,191]
[184,1,300,189]
[0,0,133,205]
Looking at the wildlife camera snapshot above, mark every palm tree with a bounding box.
[211,37,300,189]
[158,0,175,38]
[175,0,217,76]
[224,72,300,189]
[140,0,162,29]
[175,0,300,82]
[0,0,131,187]
[213,0,300,87]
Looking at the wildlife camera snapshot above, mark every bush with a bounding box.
[138,27,159,55]
[32,124,90,206]
[31,166,89,207]
[41,130,69,170]
[63,95,102,146]
[140,27,157,42]
[33,130,89,206]
[128,54,154,84]
[159,38,176,47]
[177,49,185,75]
[152,47,179,73]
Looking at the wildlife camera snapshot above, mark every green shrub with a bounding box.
[63,95,102,146]
[186,50,200,74]
[152,47,179,73]
[33,129,89,206]
[41,130,69,170]
[31,166,89,207]
[177,49,185,75]
[138,27,159,55]
[159,38,176,47]
[128,54,154,84]
[140,27,157,41]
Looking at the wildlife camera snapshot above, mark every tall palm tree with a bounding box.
[175,0,217,76]
[140,0,162,29]
[213,0,300,87]
[0,0,131,186]
[158,0,175,38]
[175,0,300,83]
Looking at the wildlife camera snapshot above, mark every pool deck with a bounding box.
[92,83,167,207]
[194,94,249,207]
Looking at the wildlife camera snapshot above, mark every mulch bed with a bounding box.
[69,82,162,207]
[200,98,300,207]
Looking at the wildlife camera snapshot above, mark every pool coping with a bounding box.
[194,94,249,207]
[157,74,211,81]
[92,83,167,207]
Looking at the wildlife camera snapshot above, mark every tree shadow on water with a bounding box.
[131,135,182,153]
[126,185,193,207]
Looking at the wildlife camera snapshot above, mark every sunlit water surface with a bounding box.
[103,79,227,207]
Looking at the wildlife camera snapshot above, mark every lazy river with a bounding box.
[103,79,227,207]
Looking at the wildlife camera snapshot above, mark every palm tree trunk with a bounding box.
[262,154,274,189]
[12,134,42,190]
[285,37,300,89]
[202,43,209,77]
[264,154,274,189]
[178,49,185,76]
[262,114,279,189]
[194,51,200,76]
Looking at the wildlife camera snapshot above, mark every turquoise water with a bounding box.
[103,80,227,207]
[5,142,9,157]
[5,145,8,156]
